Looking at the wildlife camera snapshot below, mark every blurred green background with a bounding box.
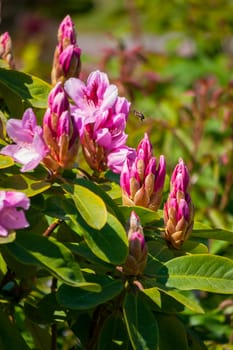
[1,1,233,348]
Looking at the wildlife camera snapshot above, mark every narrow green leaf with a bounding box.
[4,232,87,287]
[0,310,30,350]
[65,184,107,230]
[57,274,123,310]
[24,318,51,350]
[143,287,204,314]
[191,229,233,243]
[123,293,159,350]
[157,254,233,294]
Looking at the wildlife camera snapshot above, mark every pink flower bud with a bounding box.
[43,83,79,172]
[163,159,194,249]
[120,133,166,210]
[123,212,148,276]
[51,15,81,85]
[0,32,15,69]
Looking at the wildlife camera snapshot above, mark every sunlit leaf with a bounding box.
[64,184,107,230]
[157,254,233,293]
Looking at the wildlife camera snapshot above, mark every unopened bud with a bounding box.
[163,159,194,249]
[0,32,15,69]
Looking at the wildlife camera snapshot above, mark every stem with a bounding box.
[43,220,62,237]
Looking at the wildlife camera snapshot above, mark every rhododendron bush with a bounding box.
[0,15,232,350]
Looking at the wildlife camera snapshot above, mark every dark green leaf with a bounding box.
[57,274,123,309]
[123,293,159,350]
[98,313,130,350]
[3,232,89,287]
[0,310,30,350]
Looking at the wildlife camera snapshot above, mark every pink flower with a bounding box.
[0,191,30,237]
[51,15,81,85]
[42,82,79,172]
[65,70,132,173]
[163,158,194,249]
[120,133,166,210]
[0,108,49,172]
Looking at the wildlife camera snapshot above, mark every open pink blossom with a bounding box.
[0,191,30,237]
[0,108,49,172]
[64,70,132,173]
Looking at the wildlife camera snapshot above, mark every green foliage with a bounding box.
[0,2,232,349]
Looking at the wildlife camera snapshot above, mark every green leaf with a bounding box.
[0,155,14,169]
[143,287,204,314]
[74,177,125,224]
[0,68,51,112]
[57,274,123,310]
[156,313,190,350]
[123,293,159,350]
[64,184,107,230]
[0,232,16,245]
[119,206,163,227]
[0,174,51,197]
[0,310,30,350]
[68,209,128,265]
[191,228,233,243]
[3,232,90,287]
[157,254,233,294]
[24,318,51,350]
[98,314,130,350]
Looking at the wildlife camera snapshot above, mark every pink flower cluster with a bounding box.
[65,70,134,173]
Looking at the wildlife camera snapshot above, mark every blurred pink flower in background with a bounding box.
[65,70,133,173]
[0,191,30,236]
[1,108,48,172]
[120,133,166,210]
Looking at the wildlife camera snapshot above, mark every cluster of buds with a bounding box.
[120,133,166,211]
[65,70,133,173]
[122,211,148,276]
[42,82,80,172]
[0,32,15,69]
[163,158,194,249]
[51,15,81,85]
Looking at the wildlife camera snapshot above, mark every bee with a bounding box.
[133,109,145,121]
